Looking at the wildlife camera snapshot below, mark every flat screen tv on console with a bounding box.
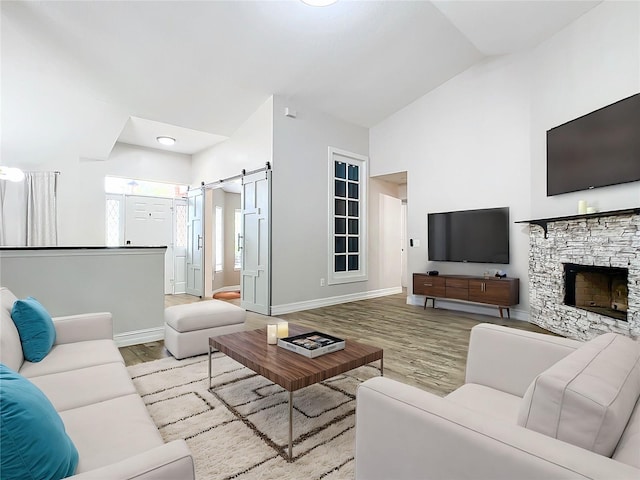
[427,207,509,264]
[547,93,640,196]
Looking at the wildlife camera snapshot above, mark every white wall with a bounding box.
[0,247,165,345]
[191,97,274,185]
[1,4,130,165]
[370,1,640,318]
[4,143,192,246]
[371,53,532,316]
[529,1,640,217]
[194,95,400,311]
[271,95,378,309]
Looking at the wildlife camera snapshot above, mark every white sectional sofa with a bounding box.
[0,287,195,479]
[355,323,640,480]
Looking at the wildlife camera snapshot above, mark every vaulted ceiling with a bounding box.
[1,1,600,160]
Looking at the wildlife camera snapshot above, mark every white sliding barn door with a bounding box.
[240,170,271,315]
[124,195,173,294]
[186,188,204,297]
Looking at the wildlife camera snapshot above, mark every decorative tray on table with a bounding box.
[277,331,345,358]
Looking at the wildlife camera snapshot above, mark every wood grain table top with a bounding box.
[209,324,383,391]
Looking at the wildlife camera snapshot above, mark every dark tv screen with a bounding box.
[428,207,509,264]
[547,93,640,196]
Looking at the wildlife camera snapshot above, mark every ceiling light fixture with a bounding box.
[0,166,26,182]
[156,136,176,146]
[301,0,338,6]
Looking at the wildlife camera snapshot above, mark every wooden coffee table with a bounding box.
[208,323,383,461]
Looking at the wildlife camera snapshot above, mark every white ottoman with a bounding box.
[164,300,246,359]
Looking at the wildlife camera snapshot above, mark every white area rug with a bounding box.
[127,353,380,480]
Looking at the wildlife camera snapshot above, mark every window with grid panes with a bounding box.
[329,148,367,285]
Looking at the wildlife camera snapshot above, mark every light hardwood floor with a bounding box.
[120,292,553,396]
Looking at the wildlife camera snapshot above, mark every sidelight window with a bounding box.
[105,195,122,246]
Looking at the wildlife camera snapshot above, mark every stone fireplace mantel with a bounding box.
[516,207,640,238]
[518,208,639,340]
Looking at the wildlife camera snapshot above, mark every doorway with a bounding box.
[370,171,408,290]
[190,166,272,314]
[122,195,187,295]
[210,181,242,297]
[105,176,189,295]
[105,194,187,295]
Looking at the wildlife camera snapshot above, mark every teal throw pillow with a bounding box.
[0,364,79,480]
[11,296,56,362]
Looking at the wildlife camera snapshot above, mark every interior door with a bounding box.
[186,188,204,297]
[173,198,188,294]
[401,202,408,288]
[124,195,173,294]
[380,193,402,288]
[240,170,271,315]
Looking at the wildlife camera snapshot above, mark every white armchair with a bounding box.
[355,323,640,479]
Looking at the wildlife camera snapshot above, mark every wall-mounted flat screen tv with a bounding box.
[428,207,509,264]
[547,93,640,196]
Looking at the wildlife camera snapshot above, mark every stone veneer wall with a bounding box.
[529,213,639,340]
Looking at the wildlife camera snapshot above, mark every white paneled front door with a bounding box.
[240,170,271,315]
[124,195,173,294]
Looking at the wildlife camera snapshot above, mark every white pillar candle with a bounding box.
[586,206,596,214]
[578,200,587,214]
[267,324,278,345]
[277,322,289,338]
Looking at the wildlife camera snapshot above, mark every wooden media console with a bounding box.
[413,273,519,318]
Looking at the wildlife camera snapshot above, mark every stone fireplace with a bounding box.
[524,209,639,340]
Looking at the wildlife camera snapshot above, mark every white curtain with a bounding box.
[0,179,27,246]
[26,172,58,246]
[0,181,6,245]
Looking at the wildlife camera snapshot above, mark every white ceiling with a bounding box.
[118,117,228,155]
[1,1,601,160]
[374,171,408,185]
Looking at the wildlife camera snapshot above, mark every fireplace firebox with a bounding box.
[563,263,628,321]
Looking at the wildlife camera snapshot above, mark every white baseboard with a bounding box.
[271,286,403,316]
[114,327,164,347]
[406,294,529,322]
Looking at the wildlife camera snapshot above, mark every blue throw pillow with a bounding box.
[11,297,56,362]
[0,364,79,480]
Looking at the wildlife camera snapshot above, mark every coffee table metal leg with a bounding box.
[288,391,293,461]
[380,356,384,376]
[208,346,212,390]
